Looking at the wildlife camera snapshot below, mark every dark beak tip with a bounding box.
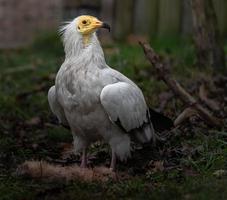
[102,22,111,32]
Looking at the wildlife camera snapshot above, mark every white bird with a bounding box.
[48,15,170,171]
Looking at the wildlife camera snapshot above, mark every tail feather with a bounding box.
[133,109,173,144]
[134,123,155,143]
[149,108,174,132]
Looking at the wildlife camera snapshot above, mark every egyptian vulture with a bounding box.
[48,15,172,171]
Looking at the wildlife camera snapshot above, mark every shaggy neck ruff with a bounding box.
[61,21,106,68]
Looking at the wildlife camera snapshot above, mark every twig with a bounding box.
[174,108,198,126]
[199,83,220,111]
[139,41,222,127]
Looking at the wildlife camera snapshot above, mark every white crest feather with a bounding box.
[58,21,73,36]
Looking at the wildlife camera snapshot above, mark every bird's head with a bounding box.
[76,15,110,35]
[61,15,110,56]
[72,15,110,46]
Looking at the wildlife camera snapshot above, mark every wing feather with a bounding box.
[100,82,149,132]
[48,86,68,127]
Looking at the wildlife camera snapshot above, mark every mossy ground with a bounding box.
[0,33,227,200]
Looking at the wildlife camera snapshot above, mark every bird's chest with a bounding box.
[75,69,102,102]
[56,66,108,135]
[57,66,104,111]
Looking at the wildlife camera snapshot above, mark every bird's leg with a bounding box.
[110,150,117,171]
[80,148,87,168]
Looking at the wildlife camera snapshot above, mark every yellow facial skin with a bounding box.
[76,15,110,46]
[77,15,103,36]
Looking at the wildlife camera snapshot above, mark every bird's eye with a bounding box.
[82,20,87,25]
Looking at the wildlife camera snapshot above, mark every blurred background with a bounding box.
[1,0,227,48]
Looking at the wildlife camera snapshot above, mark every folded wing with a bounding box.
[100,82,155,142]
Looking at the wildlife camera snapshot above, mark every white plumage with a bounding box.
[48,16,155,170]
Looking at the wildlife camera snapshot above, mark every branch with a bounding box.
[199,83,220,111]
[139,41,222,127]
[174,108,198,127]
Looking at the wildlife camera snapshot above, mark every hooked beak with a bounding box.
[94,20,111,32]
[101,22,111,32]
